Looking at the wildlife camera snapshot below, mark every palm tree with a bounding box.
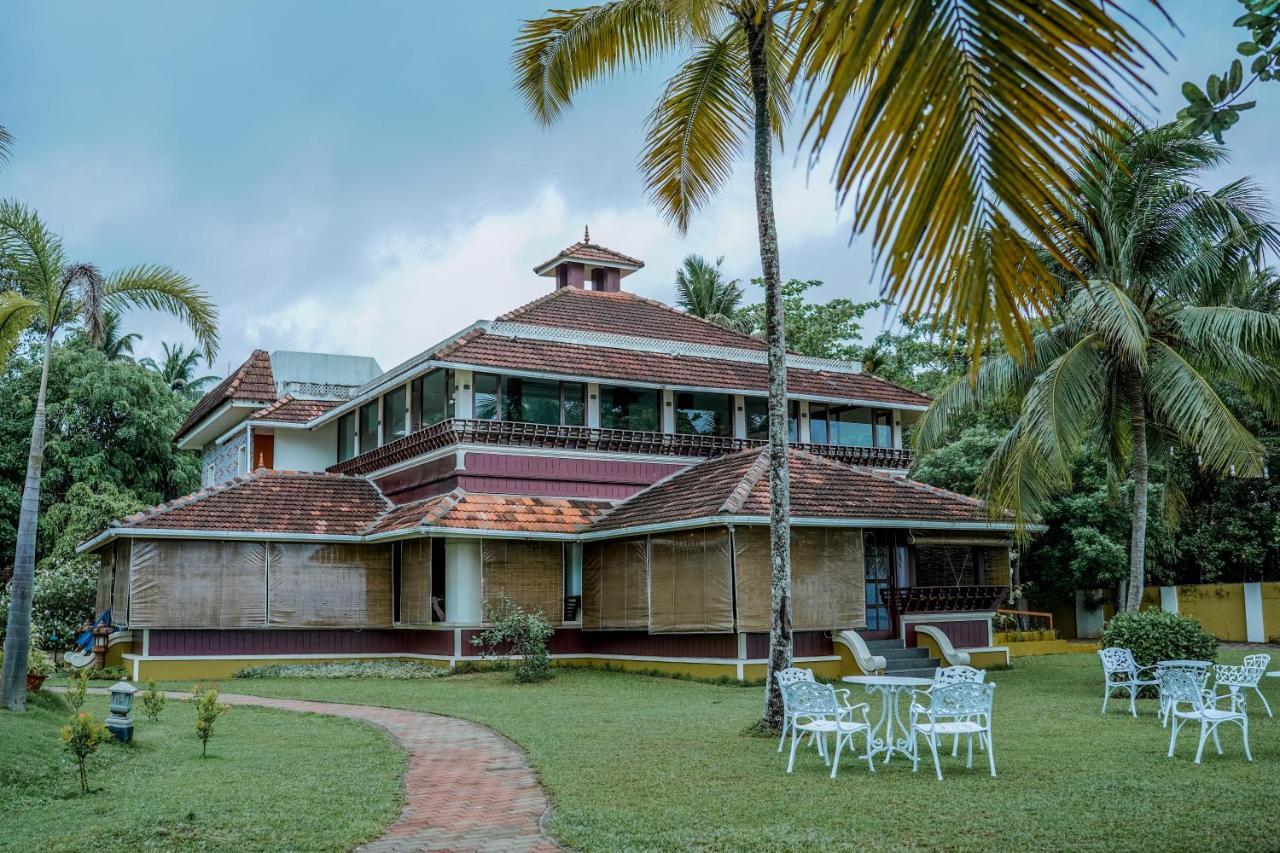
[674,254,748,331]
[0,125,12,167]
[141,341,220,398]
[514,0,1162,728]
[94,310,143,361]
[0,199,219,710]
[915,126,1280,612]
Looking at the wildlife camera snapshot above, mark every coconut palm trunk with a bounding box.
[1,330,53,710]
[744,16,792,729]
[1124,373,1149,612]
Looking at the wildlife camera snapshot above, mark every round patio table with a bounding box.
[1157,659,1211,670]
[842,674,934,763]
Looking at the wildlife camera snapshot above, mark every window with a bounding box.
[562,382,586,426]
[599,385,661,431]
[359,401,379,454]
[337,412,356,461]
[502,377,561,425]
[873,411,894,448]
[674,391,732,436]
[384,386,408,443]
[412,368,455,429]
[808,405,893,447]
[744,398,799,442]
[474,373,500,420]
[563,543,583,622]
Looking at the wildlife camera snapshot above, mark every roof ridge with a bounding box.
[421,488,465,525]
[115,468,270,527]
[719,447,771,514]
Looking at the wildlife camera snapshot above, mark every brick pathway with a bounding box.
[76,687,560,852]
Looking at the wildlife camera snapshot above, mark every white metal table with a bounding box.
[842,674,934,763]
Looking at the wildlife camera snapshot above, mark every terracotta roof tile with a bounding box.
[175,350,276,440]
[369,490,610,536]
[250,395,340,424]
[533,239,644,273]
[591,448,989,532]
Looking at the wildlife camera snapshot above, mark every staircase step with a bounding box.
[882,663,940,677]
[865,639,907,652]
[880,648,931,662]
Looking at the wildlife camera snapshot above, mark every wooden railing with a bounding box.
[885,585,1007,614]
[329,418,914,475]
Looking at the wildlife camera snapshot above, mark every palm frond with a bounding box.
[1175,305,1280,361]
[0,290,39,362]
[60,262,106,344]
[977,421,1062,537]
[0,125,12,167]
[789,0,1164,362]
[104,265,220,360]
[1067,280,1148,370]
[1146,339,1264,476]
[1010,333,1107,485]
[0,199,64,308]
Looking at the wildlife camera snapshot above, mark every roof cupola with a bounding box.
[533,227,644,292]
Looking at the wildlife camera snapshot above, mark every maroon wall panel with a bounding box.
[905,619,989,649]
[458,453,687,499]
[746,631,832,659]
[376,456,459,504]
[147,629,454,657]
[547,629,737,659]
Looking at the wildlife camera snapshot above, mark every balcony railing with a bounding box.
[328,417,914,476]
[885,585,1007,614]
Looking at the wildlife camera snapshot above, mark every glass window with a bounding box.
[384,386,407,443]
[674,391,732,436]
[745,398,799,442]
[599,385,661,431]
[337,412,356,461]
[502,376,561,425]
[359,401,379,454]
[413,368,454,429]
[809,405,879,447]
[562,382,586,426]
[474,373,500,421]
[873,411,894,448]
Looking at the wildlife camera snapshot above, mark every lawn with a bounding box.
[0,689,403,852]
[191,649,1277,852]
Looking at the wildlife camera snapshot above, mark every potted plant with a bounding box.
[25,647,57,693]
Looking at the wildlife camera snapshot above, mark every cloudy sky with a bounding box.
[2,2,1275,377]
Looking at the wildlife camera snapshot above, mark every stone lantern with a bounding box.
[105,680,138,743]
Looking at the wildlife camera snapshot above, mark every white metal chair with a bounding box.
[909,681,997,780]
[776,667,817,753]
[1099,648,1159,717]
[781,681,875,779]
[929,666,987,756]
[1214,654,1273,718]
[1156,661,1211,726]
[1160,668,1251,764]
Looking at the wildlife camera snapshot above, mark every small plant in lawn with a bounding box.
[141,680,166,722]
[26,647,56,678]
[1102,609,1218,667]
[471,594,554,683]
[191,683,230,757]
[66,668,89,710]
[61,711,109,794]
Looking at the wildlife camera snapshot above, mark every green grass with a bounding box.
[0,690,403,852]
[174,648,1280,852]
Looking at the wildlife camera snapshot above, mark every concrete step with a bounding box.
[865,641,907,653]
[880,648,931,662]
[882,665,939,679]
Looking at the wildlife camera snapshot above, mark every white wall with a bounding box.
[271,421,340,472]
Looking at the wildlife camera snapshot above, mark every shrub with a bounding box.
[141,681,166,722]
[191,684,230,758]
[471,594,554,683]
[1101,609,1218,666]
[66,669,89,710]
[234,660,451,680]
[61,711,109,793]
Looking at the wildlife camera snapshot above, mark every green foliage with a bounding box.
[1179,2,1280,140]
[140,681,166,722]
[736,279,882,362]
[911,425,1005,496]
[1101,610,1219,667]
[673,254,748,332]
[235,661,452,680]
[191,684,230,758]
[471,594,555,683]
[66,669,89,710]
[25,647,56,678]
[60,710,108,793]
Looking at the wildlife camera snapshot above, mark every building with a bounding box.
[81,234,1016,681]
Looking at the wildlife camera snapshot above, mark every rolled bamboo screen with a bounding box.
[112,540,131,622]
[649,527,734,633]
[94,546,113,616]
[399,539,433,624]
[984,547,1011,586]
[582,536,648,629]
[267,542,392,627]
[482,540,564,622]
[734,526,865,631]
[129,540,267,628]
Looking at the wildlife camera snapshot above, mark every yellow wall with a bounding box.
[132,656,452,682]
[104,638,133,669]
[1262,583,1280,644]
[1178,584,1246,642]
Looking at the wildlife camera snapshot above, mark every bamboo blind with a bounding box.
[129,540,267,628]
[112,540,131,622]
[267,542,392,627]
[94,545,113,616]
[482,540,564,622]
[648,527,734,633]
[400,539,433,624]
[734,526,865,631]
[582,536,648,630]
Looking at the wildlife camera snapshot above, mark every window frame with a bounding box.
[598,384,663,432]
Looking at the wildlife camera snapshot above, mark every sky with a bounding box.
[2,1,1277,378]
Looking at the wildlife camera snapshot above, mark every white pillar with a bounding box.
[892,411,903,449]
[1159,586,1179,614]
[1244,582,1265,643]
[732,394,747,439]
[453,369,474,418]
[586,383,601,428]
[444,538,483,624]
[798,400,811,444]
[662,389,675,433]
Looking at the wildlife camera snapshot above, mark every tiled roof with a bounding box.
[115,469,389,536]
[591,448,989,532]
[250,395,340,423]
[175,350,276,441]
[437,331,931,408]
[497,287,768,351]
[371,490,610,535]
[533,239,644,273]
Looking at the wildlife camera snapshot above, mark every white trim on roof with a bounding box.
[175,400,275,450]
[77,527,366,553]
[533,255,643,276]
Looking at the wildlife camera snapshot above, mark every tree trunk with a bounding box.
[1124,373,1149,613]
[744,17,792,730]
[1,330,54,711]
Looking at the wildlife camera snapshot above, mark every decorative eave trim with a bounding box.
[578,516,1034,541]
[532,256,643,276]
[77,527,367,553]
[175,400,276,450]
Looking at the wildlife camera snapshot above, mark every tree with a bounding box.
[140,341,219,398]
[737,279,881,362]
[1179,2,1280,140]
[515,0,799,730]
[90,310,141,362]
[674,254,747,331]
[916,125,1280,612]
[0,200,218,711]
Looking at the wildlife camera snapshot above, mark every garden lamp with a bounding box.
[105,680,138,743]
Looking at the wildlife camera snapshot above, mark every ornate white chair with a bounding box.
[1160,668,1251,764]
[781,681,875,779]
[929,666,987,755]
[776,667,817,753]
[1098,648,1159,717]
[908,681,997,780]
[1214,654,1272,718]
[1157,661,1211,726]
